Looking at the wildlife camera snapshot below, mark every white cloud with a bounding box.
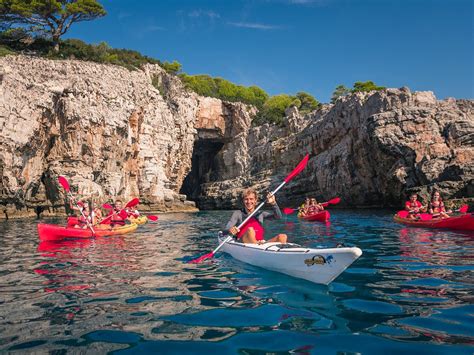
[188,10,221,19]
[228,22,282,30]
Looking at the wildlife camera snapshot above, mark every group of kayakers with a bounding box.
[297,197,325,217]
[405,190,451,219]
[69,197,138,228]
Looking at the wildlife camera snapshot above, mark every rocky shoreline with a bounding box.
[1,55,473,219]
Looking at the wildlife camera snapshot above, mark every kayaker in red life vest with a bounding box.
[226,188,287,245]
[404,193,425,219]
[429,190,451,219]
[107,200,126,226]
[75,207,93,228]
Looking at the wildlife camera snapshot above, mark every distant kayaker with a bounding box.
[226,188,287,244]
[429,191,451,219]
[307,198,324,214]
[405,193,425,219]
[298,197,311,217]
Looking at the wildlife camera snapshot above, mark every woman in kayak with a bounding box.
[405,193,425,219]
[226,188,287,245]
[429,191,451,219]
[298,197,311,217]
[307,198,324,215]
[75,206,93,228]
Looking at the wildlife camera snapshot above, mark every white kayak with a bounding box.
[218,236,362,285]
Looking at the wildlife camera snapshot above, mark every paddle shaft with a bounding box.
[68,191,95,236]
[211,181,287,255]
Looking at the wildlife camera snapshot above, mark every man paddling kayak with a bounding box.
[225,188,287,244]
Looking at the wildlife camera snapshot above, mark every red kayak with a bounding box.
[37,223,138,241]
[299,210,330,222]
[394,214,474,231]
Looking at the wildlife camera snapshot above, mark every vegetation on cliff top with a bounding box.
[0,0,385,126]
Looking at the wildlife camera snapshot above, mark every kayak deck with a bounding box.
[218,236,362,285]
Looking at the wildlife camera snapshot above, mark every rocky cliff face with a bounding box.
[194,88,473,209]
[1,55,472,218]
[0,55,234,218]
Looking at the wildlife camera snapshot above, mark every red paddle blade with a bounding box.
[284,154,309,183]
[58,176,70,192]
[459,205,468,213]
[147,215,158,221]
[102,203,113,209]
[282,208,295,215]
[119,209,128,219]
[328,197,341,205]
[397,211,409,218]
[419,213,433,221]
[126,198,140,208]
[188,252,215,264]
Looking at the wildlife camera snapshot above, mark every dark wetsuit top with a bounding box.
[225,204,282,233]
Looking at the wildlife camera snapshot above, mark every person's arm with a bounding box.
[225,211,242,235]
[260,203,283,220]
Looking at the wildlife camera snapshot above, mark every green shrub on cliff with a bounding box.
[253,94,294,125]
[331,84,350,103]
[161,60,182,74]
[253,92,320,126]
[0,45,13,56]
[331,81,385,103]
[295,91,320,113]
[351,81,385,93]
[179,74,269,108]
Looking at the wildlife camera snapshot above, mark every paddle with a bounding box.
[58,176,95,236]
[189,154,310,264]
[283,197,340,215]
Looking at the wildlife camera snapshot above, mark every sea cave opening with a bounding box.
[180,139,224,208]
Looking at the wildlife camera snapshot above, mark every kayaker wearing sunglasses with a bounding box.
[225,188,287,245]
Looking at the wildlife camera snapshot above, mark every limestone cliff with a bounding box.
[193,88,473,209]
[0,55,221,218]
[1,55,473,218]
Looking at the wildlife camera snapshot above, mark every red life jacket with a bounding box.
[236,217,265,241]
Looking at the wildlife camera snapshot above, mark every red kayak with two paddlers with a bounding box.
[393,213,474,231]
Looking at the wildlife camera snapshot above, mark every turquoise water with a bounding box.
[0,210,473,354]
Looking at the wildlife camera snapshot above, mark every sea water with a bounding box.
[0,210,473,353]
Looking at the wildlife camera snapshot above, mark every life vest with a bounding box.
[430,200,444,213]
[405,200,422,211]
[236,217,265,241]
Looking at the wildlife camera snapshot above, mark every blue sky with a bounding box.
[66,0,473,103]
